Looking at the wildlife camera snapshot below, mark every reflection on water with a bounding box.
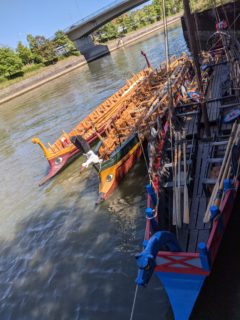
[0,21,239,319]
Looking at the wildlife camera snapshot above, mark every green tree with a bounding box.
[35,36,57,62]
[54,30,77,56]
[152,0,162,20]
[0,47,23,77]
[99,22,118,41]
[27,34,43,63]
[143,5,157,24]
[16,41,33,65]
[27,34,38,53]
[27,35,57,63]
[54,30,74,48]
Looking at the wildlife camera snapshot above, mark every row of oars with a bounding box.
[172,130,190,228]
[203,121,240,223]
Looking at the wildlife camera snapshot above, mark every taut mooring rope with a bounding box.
[129,285,139,320]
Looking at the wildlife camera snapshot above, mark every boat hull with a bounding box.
[152,180,240,319]
[33,70,149,184]
[39,148,80,186]
[156,272,206,320]
[38,131,101,185]
[98,135,142,201]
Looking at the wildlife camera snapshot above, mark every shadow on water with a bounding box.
[191,202,240,320]
[0,159,170,320]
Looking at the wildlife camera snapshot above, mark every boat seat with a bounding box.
[202,178,217,185]
[219,102,240,110]
[209,140,228,146]
[206,157,223,164]
[202,157,223,196]
[176,110,200,117]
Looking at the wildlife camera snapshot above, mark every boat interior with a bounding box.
[156,41,240,252]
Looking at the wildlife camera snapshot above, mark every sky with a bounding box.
[0,0,148,49]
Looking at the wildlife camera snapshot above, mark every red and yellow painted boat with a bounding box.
[98,134,142,202]
[32,69,150,185]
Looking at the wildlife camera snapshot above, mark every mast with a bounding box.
[183,0,211,137]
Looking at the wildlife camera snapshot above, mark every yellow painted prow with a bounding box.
[32,137,51,158]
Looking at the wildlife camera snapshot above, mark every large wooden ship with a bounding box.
[95,54,201,202]
[135,28,240,320]
[32,69,150,185]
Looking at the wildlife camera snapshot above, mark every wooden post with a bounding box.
[183,0,211,137]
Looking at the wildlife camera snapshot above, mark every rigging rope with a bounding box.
[129,285,139,320]
[209,0,230,63]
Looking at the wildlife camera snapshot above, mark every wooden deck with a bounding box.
[160,60,239,252]
[204,63,232,123]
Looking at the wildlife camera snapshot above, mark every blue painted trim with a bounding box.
[156,271,206,320]
[145,207,158,231]
[198,242,211,272]
[135,232,182,286]
[146,184,157,206]
[224,179,233,191]
[210,205,220,219]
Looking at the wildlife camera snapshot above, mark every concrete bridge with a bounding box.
[65,0,149,62]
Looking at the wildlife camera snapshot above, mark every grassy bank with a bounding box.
[0,55,80,90]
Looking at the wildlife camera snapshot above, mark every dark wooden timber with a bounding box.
[183,0,211,137]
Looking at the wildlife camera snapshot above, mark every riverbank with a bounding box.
[106,13,182,52]
[0,13,182,106]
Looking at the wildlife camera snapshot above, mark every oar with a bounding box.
[172,132,177,226]
[203,122,239,223]
[183,131,190,224]
[176,132,182,228]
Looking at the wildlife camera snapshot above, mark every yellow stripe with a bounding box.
[99,142,141,194]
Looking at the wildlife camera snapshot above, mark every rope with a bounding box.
[137,132,152,184]
[129,285,139,320]
[208,13,240,53]
[146,208,158,219]
[220,0,230,28]
[209,0,230,64]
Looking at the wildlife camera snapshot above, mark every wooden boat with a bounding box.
[95,54,201,202]
[135,34,240,320]
[31,69,150,185]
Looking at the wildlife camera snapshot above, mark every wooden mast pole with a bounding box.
[183,0,211,137]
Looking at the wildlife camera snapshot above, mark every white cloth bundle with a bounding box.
[82,150,102,168]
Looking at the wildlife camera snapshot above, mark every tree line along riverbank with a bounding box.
[0,14,182,106]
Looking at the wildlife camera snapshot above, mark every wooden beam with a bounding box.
[183,0,211,137]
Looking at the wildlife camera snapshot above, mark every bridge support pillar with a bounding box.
[74,35,110,62]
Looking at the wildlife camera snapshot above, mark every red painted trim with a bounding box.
[157,251,200,258]
[40,129,105,185]
[144,120,169,239]
[154,265,209,275]
[155,252,209,275]
[207,180,240,262]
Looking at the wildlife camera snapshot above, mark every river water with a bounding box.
[0,21,240,320]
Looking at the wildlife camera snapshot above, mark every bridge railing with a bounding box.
[64,0,142,33]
